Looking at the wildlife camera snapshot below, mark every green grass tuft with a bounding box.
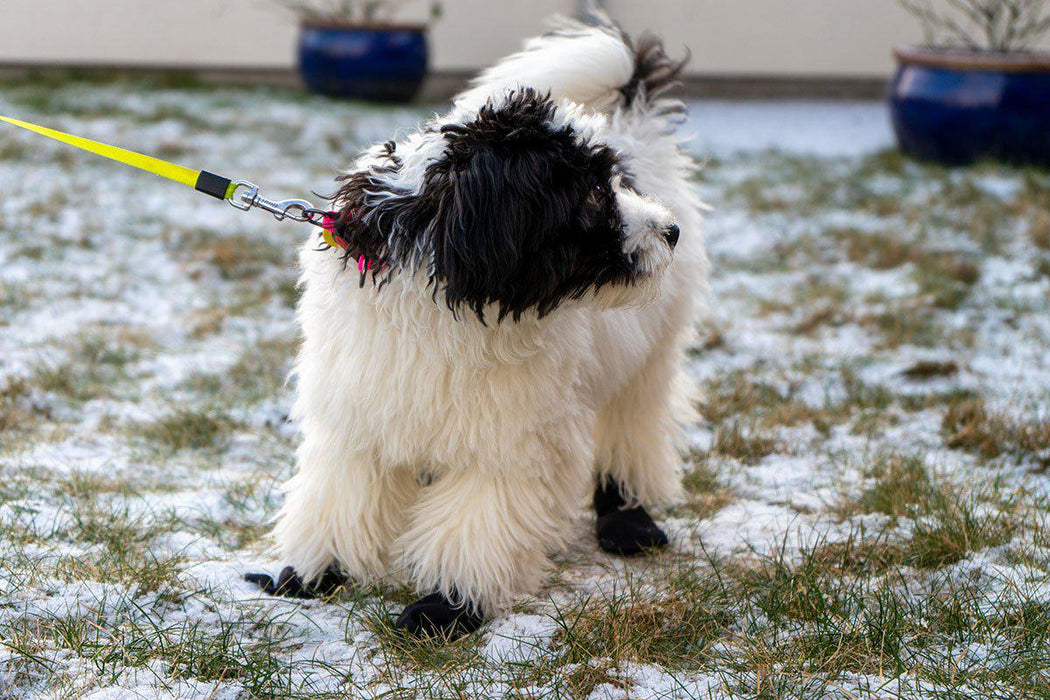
[137,408,239,452]
[550,564,734,673]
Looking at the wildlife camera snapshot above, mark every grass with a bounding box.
[850,453,933,518]
[942,398,1050,469]
[699,370,836,435]
[2,605,323,699]
[699,366,974,446]
[839,453,1018,569]
[0,476,186,595]
[1,333,149,440]
[362,599,485,673]
[183,336,298,406]
[901,360,959,380]
[536,527,1050,697]
[183,232,291,282]
[682,456,736,518]
[861,305,946,349]
[708,422,779,464]
[706,530,1050,692]
[836,230,981,309]
[3,83,1050,699]
[549,564,735,694]
[136,408,239,452]
[192,475,282,551]
[912,252,981,310]
[0,375,42,437]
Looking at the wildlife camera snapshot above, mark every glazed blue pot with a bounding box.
[890,48,1050,166]
[298,23,428,102]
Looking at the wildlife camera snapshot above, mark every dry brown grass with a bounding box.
[836,228,981,310]
[942,398,1050,468]
[682,456,736,518]
[0,376,42,439]
[551,565,734,675]
[136,408,239,452]
[700,372,835,433]
[710,423,779,464]
[859,305,944,349]
[836,229,919,270]
[837,452,1019,570]
[901,360,959,380]
[169,229,290,282]
[1029,210,1050,251]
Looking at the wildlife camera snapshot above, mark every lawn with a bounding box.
[1,76,1049,699]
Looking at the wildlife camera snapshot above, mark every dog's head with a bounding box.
[330,89,679,322]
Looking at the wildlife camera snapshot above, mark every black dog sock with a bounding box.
[244,565,348,599]
[394,591,485,638]
[594,480,669,555]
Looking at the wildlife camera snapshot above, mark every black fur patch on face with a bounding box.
[426,90,634,321]
[331,89,637,322]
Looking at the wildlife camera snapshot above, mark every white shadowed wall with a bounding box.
[1,0,1035,78]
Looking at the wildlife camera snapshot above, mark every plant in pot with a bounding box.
[891,0,1050,165]
[279,0,442,102]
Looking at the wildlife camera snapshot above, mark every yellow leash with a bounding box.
[0,114,346,248]
[0,114,235,199]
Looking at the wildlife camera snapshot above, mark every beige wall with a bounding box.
[0,0,939,78]
[609,1,924,77]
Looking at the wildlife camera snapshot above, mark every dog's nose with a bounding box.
[662,223,680,249]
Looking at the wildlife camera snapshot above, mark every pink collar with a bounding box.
[321,210,374,273]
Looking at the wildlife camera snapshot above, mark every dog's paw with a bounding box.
[594,480,670,556]
[393,592,485,639]
[244,566,348,599]
[596,505,669,556]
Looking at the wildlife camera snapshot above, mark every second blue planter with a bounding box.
[299,23,428,102]
[890,48,1050,166]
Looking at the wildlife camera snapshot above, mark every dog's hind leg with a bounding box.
[247,431,417,597]
[391,432,591,637]
[593,343,693,555]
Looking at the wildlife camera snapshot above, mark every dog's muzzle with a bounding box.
[661,224,680,250]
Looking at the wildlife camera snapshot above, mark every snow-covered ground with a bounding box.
[683,100,894,158]
[1,84,1049,699]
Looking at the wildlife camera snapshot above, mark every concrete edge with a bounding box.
[0,63,890,101]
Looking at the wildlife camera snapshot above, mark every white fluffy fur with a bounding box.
[272,19,709,615]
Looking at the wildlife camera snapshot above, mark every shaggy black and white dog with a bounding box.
[246,10,708,638]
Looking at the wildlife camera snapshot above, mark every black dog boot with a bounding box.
[395,591,485,639]
[594,480,669,555]
[244,565,348,599]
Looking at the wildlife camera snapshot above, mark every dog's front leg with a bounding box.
[247,430,416,597]
[392,436,590,637]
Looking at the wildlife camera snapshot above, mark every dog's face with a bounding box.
[331,89,679,322]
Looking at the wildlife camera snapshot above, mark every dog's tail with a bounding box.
[454,5,688,121]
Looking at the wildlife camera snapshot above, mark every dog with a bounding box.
[246,9,707,638]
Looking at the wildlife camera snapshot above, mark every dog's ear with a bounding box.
[426,145,557,321]
[423,90,609,322]
[332,133,577,316]
[329,142,410,278]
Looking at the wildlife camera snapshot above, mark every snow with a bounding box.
[1,85,1048,699]
[683,100,895,157]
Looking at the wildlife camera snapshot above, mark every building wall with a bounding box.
[0,0,1000,78]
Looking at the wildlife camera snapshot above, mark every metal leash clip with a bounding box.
[226,179,329,227]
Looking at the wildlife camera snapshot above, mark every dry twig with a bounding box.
[901,0,1050,51]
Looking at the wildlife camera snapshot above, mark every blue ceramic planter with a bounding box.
[890,48,1050,166]
[299,23,428,102]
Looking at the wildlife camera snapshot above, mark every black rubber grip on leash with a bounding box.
[195,170,233,200]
